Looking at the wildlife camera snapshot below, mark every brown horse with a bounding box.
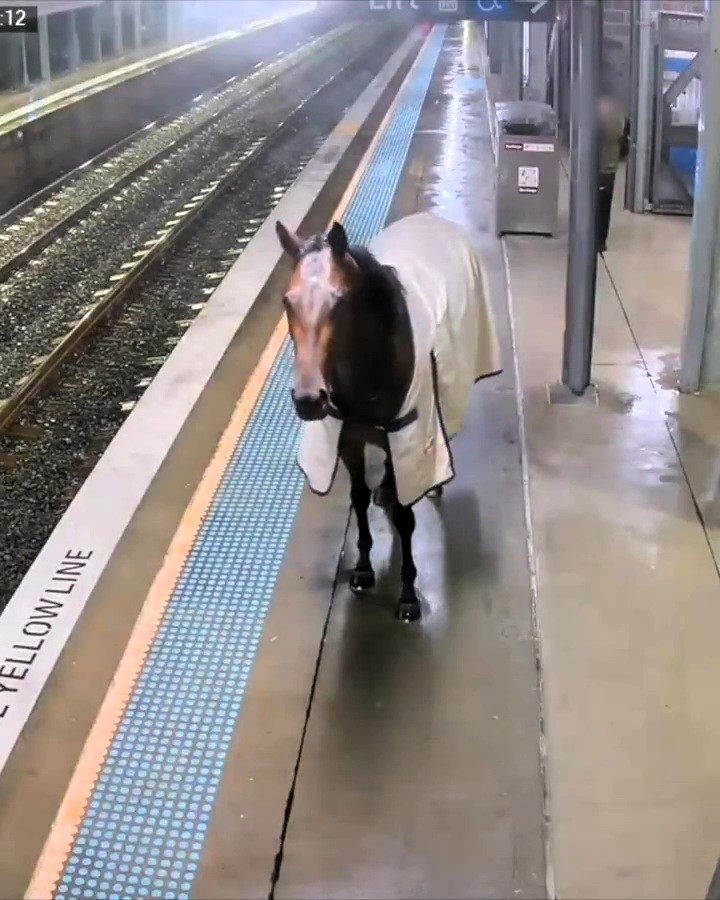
[276,218,422,621]
[276,213,500,622]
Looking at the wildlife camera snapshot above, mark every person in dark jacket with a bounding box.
[597,91,626,254]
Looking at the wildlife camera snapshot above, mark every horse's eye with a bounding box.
[282,295,290,308]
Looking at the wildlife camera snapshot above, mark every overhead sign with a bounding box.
[473,0,553,21]
[365,0,555,22]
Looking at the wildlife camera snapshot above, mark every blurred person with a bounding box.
[597,89,626,254]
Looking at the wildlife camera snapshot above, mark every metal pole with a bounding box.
[488,21,502,75]
[38,13,51,82]
[568,1,576,158]
[132,0,142,50]
[91,3,102,62]
[679,0,720,393]
[69,9,81,71]
[624,0,639,209]
[708,854,720,900]
[500,21,523,101]
[112,0,123,57]
[165,0,173,45]
[561,0,601,395]
[631,0,656,212]
[20,32,29,88]
[527,22,548,103]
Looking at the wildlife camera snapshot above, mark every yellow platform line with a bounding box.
[25,24,431,900]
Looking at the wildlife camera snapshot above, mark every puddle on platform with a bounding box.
[598,385,639,415]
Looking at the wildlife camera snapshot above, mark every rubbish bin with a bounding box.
[494,100,559,237]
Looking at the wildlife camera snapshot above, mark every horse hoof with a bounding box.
[350,569,375,592]
[396,599,421,622]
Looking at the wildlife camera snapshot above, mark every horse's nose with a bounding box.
[291,388,328,421]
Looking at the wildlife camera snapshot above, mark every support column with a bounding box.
[132,0,142,50]
[38,13,51,82]
[679,0,720,393]
[91,3,102,61]
[69,9,81,70]
[500,21,522,101]
[164,0,173,45]
[526,22,548,102]
[487,21,502,75]
[627,0,656,213]
[20,33,30,87]
[112,0,123,57]
[561,0,601,395]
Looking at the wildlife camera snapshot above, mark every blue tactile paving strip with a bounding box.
[53,24,447,900]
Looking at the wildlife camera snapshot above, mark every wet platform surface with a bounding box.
[484,57,720,898]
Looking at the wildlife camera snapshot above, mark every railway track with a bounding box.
[0,22,415,610]
[0,21,383,432]
[0,22,340,276]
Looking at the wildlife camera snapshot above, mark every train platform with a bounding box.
[0,17,718,900]
[0,6,308,137]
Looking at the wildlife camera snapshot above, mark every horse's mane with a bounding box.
[347,245,405,316]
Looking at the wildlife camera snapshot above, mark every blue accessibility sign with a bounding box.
[472,0,554,20]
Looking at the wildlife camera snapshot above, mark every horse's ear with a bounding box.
[276,220,301,261]
[327,221,348,259]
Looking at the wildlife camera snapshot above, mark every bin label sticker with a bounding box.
[523,142,554,152]
[504,141,523,150]
[518,165,539,194]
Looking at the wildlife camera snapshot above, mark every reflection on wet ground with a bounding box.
[491,39,720,893]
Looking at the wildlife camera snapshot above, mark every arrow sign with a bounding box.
[516,0,550,14]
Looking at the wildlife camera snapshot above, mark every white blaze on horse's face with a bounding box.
[275,220,351,422]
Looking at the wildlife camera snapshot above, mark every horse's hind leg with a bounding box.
[383,466,420,621]
[392,500,420,621]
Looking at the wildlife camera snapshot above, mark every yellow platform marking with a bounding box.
[25,25,433,900]
[408,158,425,180]
[333,121,362,138]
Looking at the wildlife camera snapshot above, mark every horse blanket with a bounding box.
[297,211,502,507]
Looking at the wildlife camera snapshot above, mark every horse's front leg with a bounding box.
[349,475,375,592]
[340,441,376,593]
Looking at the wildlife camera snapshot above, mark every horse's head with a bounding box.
[275,219,354,421]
